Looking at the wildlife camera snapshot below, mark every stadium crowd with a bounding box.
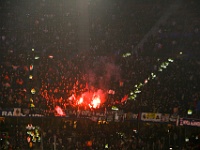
[1,0,200,116]
[1,0,200,149]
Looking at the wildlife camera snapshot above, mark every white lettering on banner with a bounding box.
[1,110,26,117]
[191,121,200,127]
[180,118,200,127]
[183,120,191,126]
[2,111,13,116]
[29,114,44,117]
[179,118,183,126]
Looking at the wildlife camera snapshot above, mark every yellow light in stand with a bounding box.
[34,56,39,60]
[31,88,36,94]
[30,103,35,108]
[30,98,33,102]
[29,75,33,80]
[112,106,119,111]
[187,109,192,115]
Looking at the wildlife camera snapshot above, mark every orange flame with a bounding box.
[77,97,83,105]
[90,94,101,108]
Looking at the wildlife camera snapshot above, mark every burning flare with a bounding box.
[55,106,65,116]
[90,94,101,108]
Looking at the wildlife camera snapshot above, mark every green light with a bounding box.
[187,109,192,115]
[112,106,119,111]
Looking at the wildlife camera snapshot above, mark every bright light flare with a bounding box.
[30,65,33,71]
[122,52,131,58]
[55,106,65,116]
[77,97,83,105]
[67,89,106,109]
[90,94,101,108]
[48,55,54,59]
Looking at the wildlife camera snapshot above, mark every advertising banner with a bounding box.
[141,112,162,122]
[0,108,44,117]
[179,118,200,127]
[0,108,182,124]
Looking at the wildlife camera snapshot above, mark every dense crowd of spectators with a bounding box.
[142,0,200,58]
[1,118,200,149]
[136,0,200,116]
[0,0,78,60]
[1,0,200,149]
[1,0,199,116]
[41,120,174,150]
[88,0,171,56]
[0,0,174,112]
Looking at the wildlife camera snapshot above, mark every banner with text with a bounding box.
[179,118,200,127]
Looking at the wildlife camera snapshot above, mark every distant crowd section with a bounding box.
[1,0,200,118]
[1,0,200,150]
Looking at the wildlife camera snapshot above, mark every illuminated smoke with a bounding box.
[86,56,121,89]
[105,62,121,83]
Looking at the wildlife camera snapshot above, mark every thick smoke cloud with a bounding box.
[86,56,121,90]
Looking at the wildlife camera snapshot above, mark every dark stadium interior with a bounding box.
[0,0,200,149]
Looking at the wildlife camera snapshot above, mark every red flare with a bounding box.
[55,106,65,116]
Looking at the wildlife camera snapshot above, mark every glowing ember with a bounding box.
[55,106,65,116]
[48,55,54,59]
[77,97,83,105]
[30,65,33,71]
[90,94,101,108]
